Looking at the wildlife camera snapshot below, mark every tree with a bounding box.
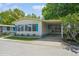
[42,3,79,20]
[31,13,37,18]
[13,8,25,19]
[42,3,79,42]
[61,13,79,32]
[26,13,38,18]
[62,13,79,25]
[26,14,32,18]
[61,13,79,42]
[0,8,25,24]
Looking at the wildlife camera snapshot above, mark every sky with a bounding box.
[0,3,46,16]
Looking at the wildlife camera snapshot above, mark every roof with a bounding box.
[12,17,62,24]
[18,17,41,20]
[12,17,42,24]
[42,20,62,24]
[0,24,15,27]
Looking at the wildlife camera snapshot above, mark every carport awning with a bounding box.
[0,24,15,27]
[42,20,62,24]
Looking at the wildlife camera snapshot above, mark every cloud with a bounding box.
[32,5,45,10]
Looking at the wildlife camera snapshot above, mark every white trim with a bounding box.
[0,24,15,27]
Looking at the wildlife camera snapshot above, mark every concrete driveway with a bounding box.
[0,35,64,47]
[37,35,62,42]
[30,35,64,47]
[0,39,79,56]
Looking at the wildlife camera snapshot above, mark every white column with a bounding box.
[61,24,63,38]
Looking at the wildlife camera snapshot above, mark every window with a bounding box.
[15,26,18,31]
[25,24,31,31]
[17,25,21,31]
[32,24,38,31]
[7,27,10,31]
[25,24,38,32]
[17,25,24,31]
[25,25,28,31]
[21,25,24,31]
[27,24,31,31]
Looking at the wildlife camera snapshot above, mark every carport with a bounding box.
[42,20,63,38]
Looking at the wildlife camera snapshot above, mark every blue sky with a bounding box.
[0,3,46,16]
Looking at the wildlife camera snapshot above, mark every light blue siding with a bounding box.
[2,27,7,32]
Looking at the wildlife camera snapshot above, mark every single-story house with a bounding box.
[0,17,63,38]
[12,17,63,38]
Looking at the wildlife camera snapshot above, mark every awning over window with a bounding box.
[0,24,15,27]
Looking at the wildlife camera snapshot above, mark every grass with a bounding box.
[0,34,8,37]
[5,36,38,41]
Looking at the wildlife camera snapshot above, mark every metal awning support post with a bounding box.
[61,24,63,39]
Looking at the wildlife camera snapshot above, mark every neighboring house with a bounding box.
[0,24,14,35]
[12,17,63,38]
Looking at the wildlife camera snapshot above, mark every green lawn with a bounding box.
[5,36,38,41]
[0,34,8,37]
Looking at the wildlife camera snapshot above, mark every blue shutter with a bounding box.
[13,25,17,31]
[13,27,15,31]
[36,24,38,32]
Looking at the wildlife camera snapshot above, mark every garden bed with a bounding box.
[0,33,8,37]
[5,36,38,41]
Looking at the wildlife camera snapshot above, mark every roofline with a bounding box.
[12,17,62,24]
[0,24,15,27]
[42,20,62,24]
[12,17,42,24]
